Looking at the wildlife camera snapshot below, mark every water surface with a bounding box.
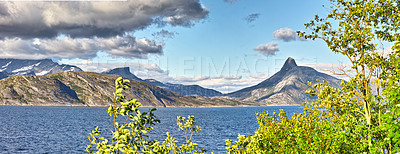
[0,106,303,153]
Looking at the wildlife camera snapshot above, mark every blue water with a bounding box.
[0,106,303,153]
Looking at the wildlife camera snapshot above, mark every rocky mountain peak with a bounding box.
[226,56,341,105]
[281,57,297,71]
[102,67,222,97]
[104,67,130,73]
[0,58,82,77]
[102,67,143,81]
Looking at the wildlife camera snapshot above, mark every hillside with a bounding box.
[0,71,256,107]
[0,75,82,106]
[225,57,342,105]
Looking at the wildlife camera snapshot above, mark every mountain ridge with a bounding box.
[225,57,341,105]
[0,57,343,106]
[0,58,82,79]
[0,71,257,107]
[102,67,223,97]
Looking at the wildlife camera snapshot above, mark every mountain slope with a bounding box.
[0,58,82,76]
[0,71,256,107]
[102,67,223,97]
[226,57,341,105]
[0,75,82,106]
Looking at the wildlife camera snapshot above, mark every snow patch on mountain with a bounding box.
[2,61,11,68]
[0,59,83,77]
[12,62,41,73]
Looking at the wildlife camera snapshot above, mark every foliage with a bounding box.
[227,0,400,153]
[86,77,206,154]
[226,102,365,153]
[380,42,400,152]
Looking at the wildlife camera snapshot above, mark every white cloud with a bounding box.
[375,45,393,58]
[173,76,210,82]
[254,42,279,56]
[64,60,167,74]
[300,62,353,80]
[165,73,267,93]
[273,27,299,42]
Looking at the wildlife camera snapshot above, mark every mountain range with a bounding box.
[0,57,342,106]
[102,67,222,97]
[0,59,222,97]
[0,71,256,107]
[0,59,82,79]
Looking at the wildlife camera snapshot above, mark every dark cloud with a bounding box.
[152,30,177,39]
[0,0,209,39]
[0,0,208,60]
[254,42,279,56]
[224,0,239,4]
[273,27,299,42]
[0,4,9,16]
[0,35,163,60]
[244,13,260,23]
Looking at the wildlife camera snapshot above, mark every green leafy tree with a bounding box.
[379,42,400,152]
[227,0,400,153]
[86,77,206,154]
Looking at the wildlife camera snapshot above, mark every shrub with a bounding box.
[86,77,206,154]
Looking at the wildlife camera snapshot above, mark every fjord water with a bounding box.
[0,106,302,153]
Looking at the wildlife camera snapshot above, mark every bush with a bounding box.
[86,77,206,154]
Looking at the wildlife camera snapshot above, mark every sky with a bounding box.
[0,0,360,93]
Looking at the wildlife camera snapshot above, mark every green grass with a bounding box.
[70,85,85,93]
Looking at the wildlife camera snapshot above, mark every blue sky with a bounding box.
[131,0,344,76]
[0,0,354,93]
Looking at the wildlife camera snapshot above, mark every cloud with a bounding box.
[300,62,353,80]
[0,35,163,59]
[63,59,270,93]
[212,75,242,80]
[0,1,209,39]
[0,0,208,60]
[167,74,263,93]
[152,29,177,39]
[273,27,299,42]
[224,0,239,4]
[244,13,260,23]
[64,60,168,74]
[97,35,163,58]
[173,76,210,82]
[375,45,393,58]
[254,42,279,56]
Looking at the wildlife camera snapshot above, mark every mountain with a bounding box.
[0,71,8,80]
[102,67,223,97]
[103,67,143,81]
[0,75,82,106]
[0,71,256,107]
[0,59,82,77]
[225,57,342,105]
